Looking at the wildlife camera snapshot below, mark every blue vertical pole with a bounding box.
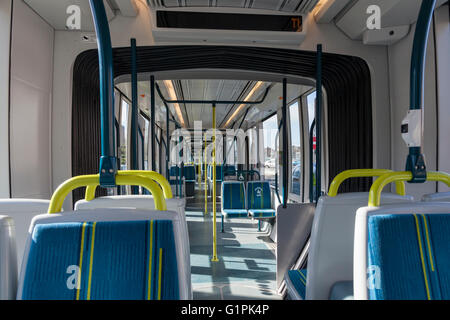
[315,44,322,203]
[309,119,316,203]
[89,0,117,187]
[282,78,288,208]
[130,38,139,194]
[405,0,436,182]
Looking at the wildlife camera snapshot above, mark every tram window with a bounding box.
[119,98,130,171]
[143,119,149,170]
[262,114,278,185]
[307,91,317,197]
[290,101,301,196]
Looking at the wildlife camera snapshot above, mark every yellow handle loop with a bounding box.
[328,169,406,197]
[368,171,450,207]
[84,170,173,201]
[48,173,167,213]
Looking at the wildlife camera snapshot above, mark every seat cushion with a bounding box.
[74,196,190,298]
[367,213,450,300]
[285,269,307,300]
[248,209,276,219]
[307,193,413,300]
[18,209,190,300]
[222,209,248,218]
[21,220,179,300]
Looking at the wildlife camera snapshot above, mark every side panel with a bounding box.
[9,0,54,199]
[0,0,12,198]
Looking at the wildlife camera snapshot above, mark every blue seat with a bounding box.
[183,166,196,182]
[18,209,188,300]
[354,203,450,300]
[221,182,247,232]
[169,166,180,177]
[285,269,307,300]
[208,165,223,182]
[247,181,276,231]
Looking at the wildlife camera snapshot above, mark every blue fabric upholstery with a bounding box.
[169,166,180,176]
[183,166,196,182]
[222,182,246,210]
[222,209,248,218]
[367,214,450,300]
[248,209,276,219]
[21,220,179,300]
[208,165,223,182]
[287,269,307,299]
[247,182,273,211]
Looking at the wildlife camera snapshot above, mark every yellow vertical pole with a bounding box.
[204,132,208,215]
[212,103,218,262]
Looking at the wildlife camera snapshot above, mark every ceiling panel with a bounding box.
[148,0,320,13]
[117,78,312,131]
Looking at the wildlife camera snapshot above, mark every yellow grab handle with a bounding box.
[49,173,167,213]
[368,171,450,207]
[85,170,173,201]
[328,169,406,197]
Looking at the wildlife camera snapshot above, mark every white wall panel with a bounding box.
[0,0,12,198]
[9,0,54,199]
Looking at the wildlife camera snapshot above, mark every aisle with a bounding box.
[185,197,281,300]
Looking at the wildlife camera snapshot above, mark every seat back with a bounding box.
[422,192,450,202]
[74,196,190,298]
[169,166,180,177]
[208,165,223,182]
[18,209,188,300]
[0,216,17,300]
[247,181,272,210]
[307,193,413,300]
[183,166,196,182]
[0,199,50,270]
[221,182,246,210]
[354,202,450,300]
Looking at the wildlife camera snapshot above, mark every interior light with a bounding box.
[163,80,185,128]
[223,81,264,128]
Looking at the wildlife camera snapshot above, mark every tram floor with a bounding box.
[185,192,281,300]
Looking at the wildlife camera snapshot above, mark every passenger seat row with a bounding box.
[221,181,276,232]
[0,190,192,300]
[285,190,450,300]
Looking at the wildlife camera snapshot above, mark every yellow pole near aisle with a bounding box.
[204,132,208,215]
[211,103,219,262]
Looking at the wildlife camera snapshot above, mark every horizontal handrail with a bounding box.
[84,170,173,201]
[328,169,406,197]
[49,172,166,213]
[368,171,450,207]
